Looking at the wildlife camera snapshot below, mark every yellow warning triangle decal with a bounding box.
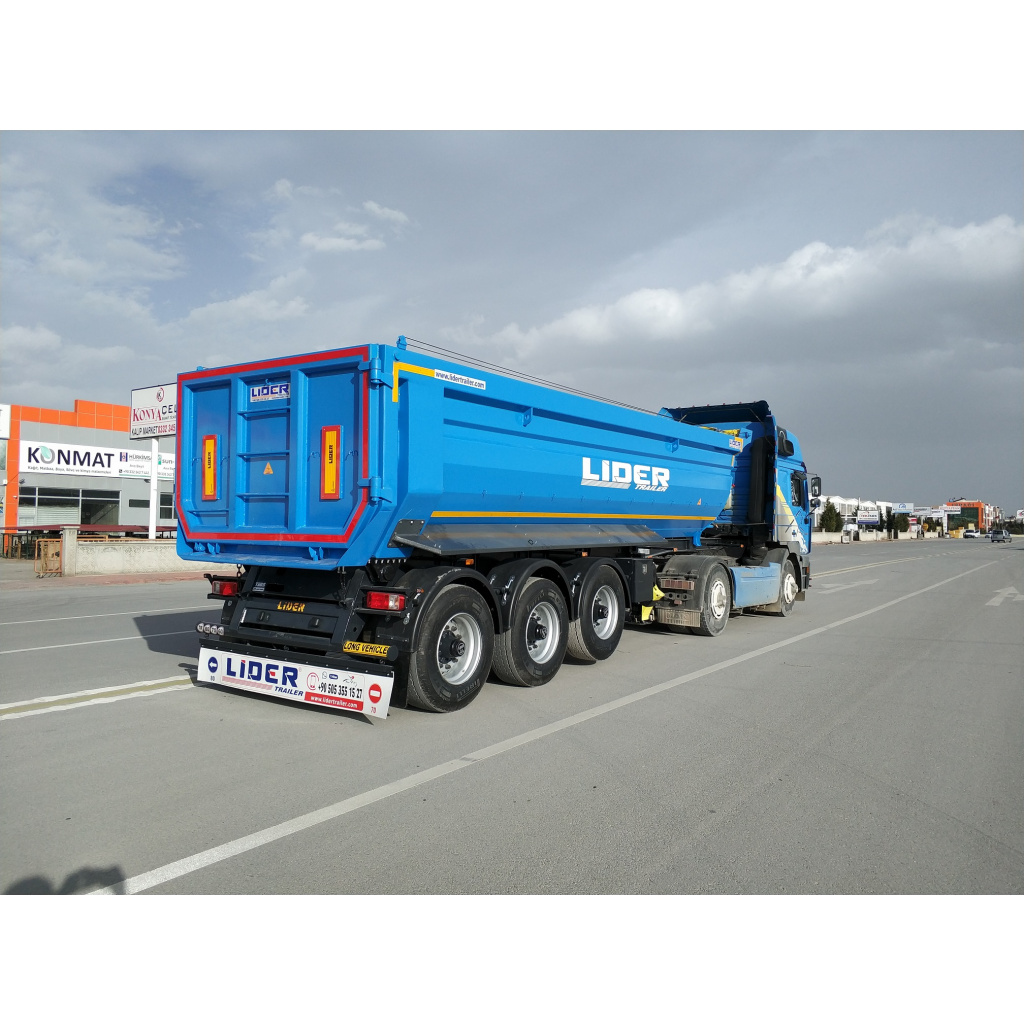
[263,463,274,475]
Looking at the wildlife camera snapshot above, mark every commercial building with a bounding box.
[0,399,176,553]
[945,500,997,531]
[812,496,893,529]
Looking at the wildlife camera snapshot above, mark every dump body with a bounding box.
[176,342,751,569]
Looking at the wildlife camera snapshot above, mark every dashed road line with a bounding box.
[0,630,198,656]
[0,605,207,627]
[0,676,193,720]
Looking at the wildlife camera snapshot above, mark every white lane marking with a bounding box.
[813,556,926,578]
[0,605,207,627]
[93,558,999,896]
[818,579,878,594]
[819,578,879,594]
[986,586,1023,607]
[0,630,198,656]
[2,684,193,721]
[0,675,192,711]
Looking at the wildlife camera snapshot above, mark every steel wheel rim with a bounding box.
[526,600,559,664]
[591,584,619,640]
[709,579,729,620]
[783,571,799,604]
[436,611,483,686]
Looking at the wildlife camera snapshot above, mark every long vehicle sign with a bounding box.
[198,647,393,718]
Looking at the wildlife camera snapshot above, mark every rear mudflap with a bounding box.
[197,639,401,717]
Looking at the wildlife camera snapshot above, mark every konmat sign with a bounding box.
[131,384,177,439]
[20,441,174,480]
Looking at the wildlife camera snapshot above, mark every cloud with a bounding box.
[1,323,137,407]
[363,200,409,226]
[493,216,1022,364]
[299,231,384,252]
[185,270,310,324]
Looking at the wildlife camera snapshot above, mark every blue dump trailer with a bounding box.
[181,338,820,716]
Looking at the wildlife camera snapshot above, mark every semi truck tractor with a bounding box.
[181,337,820,717]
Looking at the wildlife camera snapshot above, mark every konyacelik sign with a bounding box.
[131,383,177,439]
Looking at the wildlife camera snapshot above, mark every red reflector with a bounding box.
[366,591,406,611]
[211,580,239,596]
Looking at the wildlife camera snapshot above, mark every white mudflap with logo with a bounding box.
[198,647,394,718]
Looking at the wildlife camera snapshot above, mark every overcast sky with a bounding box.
[2,132,1021,512]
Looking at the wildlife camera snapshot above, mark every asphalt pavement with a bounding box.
[2,539,1022,894]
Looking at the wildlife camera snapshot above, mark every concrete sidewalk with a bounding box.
[0,556,212,590]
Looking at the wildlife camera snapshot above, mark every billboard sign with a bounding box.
[893,502,914,514]
[942,505,963,514]
[131,384,177,438]
[857,510,880,524]
[20,440,174,480]
[0,404,10,441]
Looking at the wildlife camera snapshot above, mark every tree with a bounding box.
[820,499,843,532]
[894,513,910,533]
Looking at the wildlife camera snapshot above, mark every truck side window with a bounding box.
[791,476,804,509]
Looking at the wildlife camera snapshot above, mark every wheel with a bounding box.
[492,577,569,686]
[566,564,625,662]
[406,584,494,712]
[692,564,731,637]
[776,561,799,617]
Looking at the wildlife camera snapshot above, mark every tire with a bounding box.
[566,564,625,662]
[776,561,799,617]
[406,584,494,712]
[693,564,731,637]
[492,577,569,686]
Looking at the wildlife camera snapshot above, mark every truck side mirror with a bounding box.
[810,498,821,509]
[810,476,821,498]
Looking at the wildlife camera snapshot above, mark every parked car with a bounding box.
[990,530,1012,543]
[962,529,979,539]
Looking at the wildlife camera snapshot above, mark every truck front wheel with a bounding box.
[492,577,569,686]
[776,561,799,616]
[566,564,625,662]
[693,564,731,637]
[406,584,494,712]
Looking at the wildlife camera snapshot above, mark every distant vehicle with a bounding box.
[990,530,1012,543]
[962,529,979,539]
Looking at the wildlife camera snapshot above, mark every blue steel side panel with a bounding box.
[729,564,781,607]
[375,347,751,561]
[190,383,230,526]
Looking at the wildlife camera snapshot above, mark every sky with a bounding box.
[2,131,1022,513]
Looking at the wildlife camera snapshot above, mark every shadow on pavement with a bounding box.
[133,609,207,656]
[5,865,126,895]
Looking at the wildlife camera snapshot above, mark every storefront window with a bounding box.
[82,489,119,525]
[16,487,120,527]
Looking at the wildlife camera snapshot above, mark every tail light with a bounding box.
[211,579,239,597]
[366,591,406,611]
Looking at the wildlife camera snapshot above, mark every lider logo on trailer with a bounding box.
[250,382,290,403]
[581,457,670,492]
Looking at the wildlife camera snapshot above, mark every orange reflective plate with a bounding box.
[321,425,340,500]
[202,434,217,500]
